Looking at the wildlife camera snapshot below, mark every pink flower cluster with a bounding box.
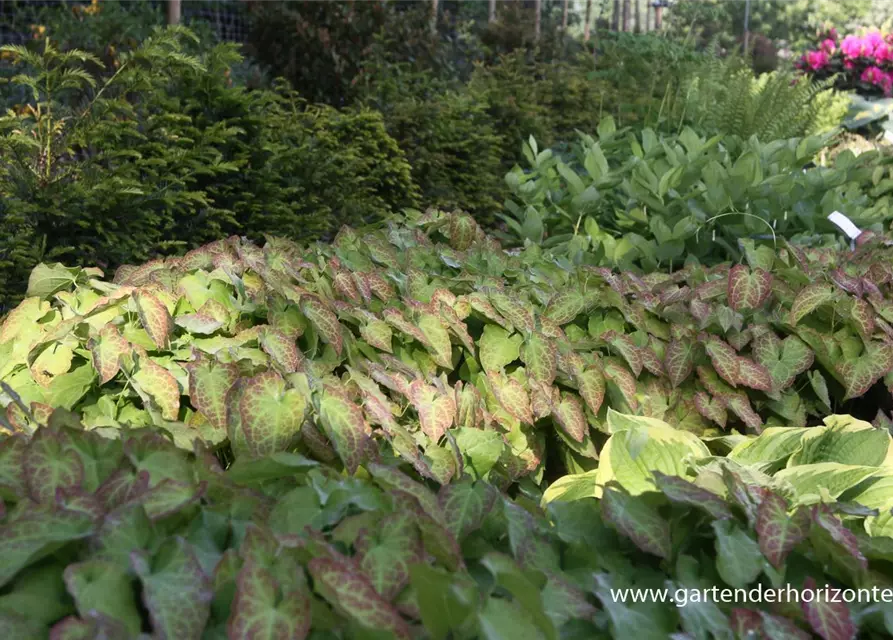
[798,28,893,97]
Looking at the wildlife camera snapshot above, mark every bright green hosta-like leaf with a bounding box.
[774,463,880,502]
[318,386,369,474]
[238,372,307,458]
[227,560,311,640]
[595,412,711,495]
[728,427,811,470]
[478,325,522,372]
[788,416,889,467]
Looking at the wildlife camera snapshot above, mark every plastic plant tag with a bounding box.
[827,211,862,240]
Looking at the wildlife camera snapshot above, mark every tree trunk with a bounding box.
[584,0,592,41]
[612,0,620,30]
[489,0,496,23]
[166,0,181,25]
[634,0,641,33]
[430,0,438,35]
[646,4,651,32]
[622,0,630,32]
[655,5,663,30]
[534,0,542,42]
[562,0,569,31]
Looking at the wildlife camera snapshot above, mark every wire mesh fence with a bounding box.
[0,0,251,46]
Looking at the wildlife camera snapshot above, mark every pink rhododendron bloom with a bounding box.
[884,71,893,96]
[876,42,893,63]
[865,31,884,51]
[820,38,836,54]
[862,65,885,85]
[841,35,865,58]
[804,50,829,70]
[844,59,855,70]
[842,33,884,58]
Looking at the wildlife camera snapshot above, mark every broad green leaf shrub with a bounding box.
[0,415,606,639]
[504,121,893,261]
[5,213,893,482]
[0,29,416,309]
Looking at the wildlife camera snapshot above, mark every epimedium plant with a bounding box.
[3,409,893,639]
[4,212,893,485]
[502,119,893,265]
[0,410,603,639]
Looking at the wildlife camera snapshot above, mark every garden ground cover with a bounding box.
[4,3,893,638]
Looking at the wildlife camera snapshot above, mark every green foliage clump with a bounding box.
[0,28,416,309]
[544,411,893,638]
[504,120,893,265]
[466,52,603,164]
[6,214,893,486]
[674,54,848,140]
[378,91,503,219]
[0,410,605,638]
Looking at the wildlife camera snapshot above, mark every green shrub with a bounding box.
[0,28,416,309]
[5,214,893,486]
[245,0,413,107]
[503,121,893,265]
[377,90,503,220]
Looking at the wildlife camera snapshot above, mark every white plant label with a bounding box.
[827,211,862,240]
